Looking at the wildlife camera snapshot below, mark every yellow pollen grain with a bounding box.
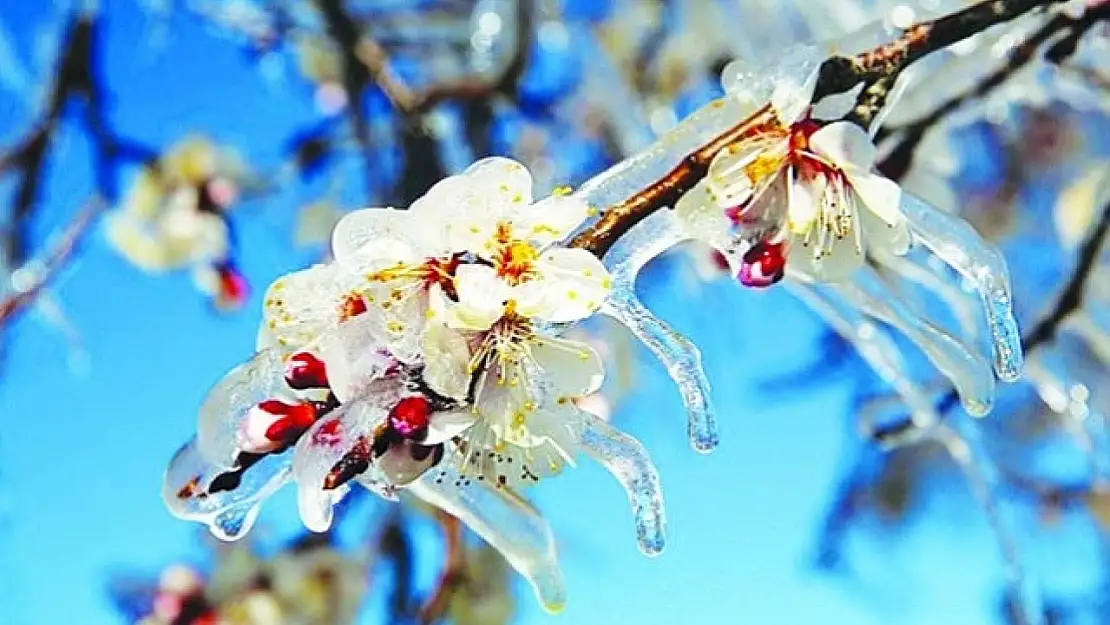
[553,185,573,196]
[512,412,526,427]
[387,321,404,333]
[425,308,436,319]
[566,290,578,300]
[587,206,599,216]
[601,277,612,289]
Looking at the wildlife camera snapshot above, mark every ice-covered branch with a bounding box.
[878,2,1110,179]
[567,0,1070,258]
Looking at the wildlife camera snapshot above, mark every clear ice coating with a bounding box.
[786,281,939,436]
[196,348,289,469]
[406,456,567,613]
[574,411,667,557]
[600,210,719,453]
[832,264,997,417]
[162,438,292,541]
[900,193,1025,382]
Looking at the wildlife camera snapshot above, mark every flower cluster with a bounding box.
[105,137,249,310]
[164,158,664,612]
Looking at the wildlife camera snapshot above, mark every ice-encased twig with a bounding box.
[406,459,567,613]
[570,97,759,213]
[575,411,667,557]
[900,193,1025,382]
[162,438,291,541]
[933,419,1045,625]
[786,280,939,439]
[600,210,719,452]
[832,264,997,416]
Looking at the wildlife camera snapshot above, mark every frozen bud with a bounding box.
[738,240,786,288]
[239,399,318,454]
[284,352,329,390]
[389,396,432,440]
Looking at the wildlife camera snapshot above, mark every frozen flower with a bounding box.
[166,158,666,613]
[105,137,249,309]
[676,79,909,286]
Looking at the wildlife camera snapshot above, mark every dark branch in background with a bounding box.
[878,3,1110,179]
[0,199,102,326]
[380,513,418,622]
[0,12,154,325]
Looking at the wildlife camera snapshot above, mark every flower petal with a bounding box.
[809,121,877,170]
[513,195,590,247]
[260,263,361,355]
[425,409,479,444]
[517,248,610,323]
[421,322,474,401]
[529,336,604,398]
[847,170,904,228]
[331,208,419,274]
[316,313,398,403]
[407,456,568,613]
[197,348,290,469]
[163,438,292,541]
[446,264,510,330]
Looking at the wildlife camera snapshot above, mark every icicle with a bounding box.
[601,210,719,452]
[932,419,1045,625]
[900,193,1025,382]
[787,281,938,437]
[407,457,567,613]
[832,264,997,416]
[162,439,291,541]
[872,251,981,342]
[574,411,667,557]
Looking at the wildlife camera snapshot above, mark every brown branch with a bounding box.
[416,511,465,625]
[0,198,103,326]
[568,104,778,256]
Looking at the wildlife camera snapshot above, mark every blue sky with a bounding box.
[0,2,1063,625]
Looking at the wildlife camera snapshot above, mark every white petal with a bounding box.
[860,203,911,257]
[847,170,904,228]
[517,248,610,323]
[464,157,534,207]
[424,409,480,444]
[448,264,510,330]
[530,336,604,397]
[787,230,864,283]
[421,322,474,401]
[674,182,732,245]
[809,121,878,170]
[261,263,360,354]
[316,313,397,403]
[330,208,419,274]
[513,195,590,247]
[787,169,820,235]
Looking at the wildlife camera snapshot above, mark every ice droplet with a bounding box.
[575,411,666,556]
[601,210,719,452]
[900,193,1024,382]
